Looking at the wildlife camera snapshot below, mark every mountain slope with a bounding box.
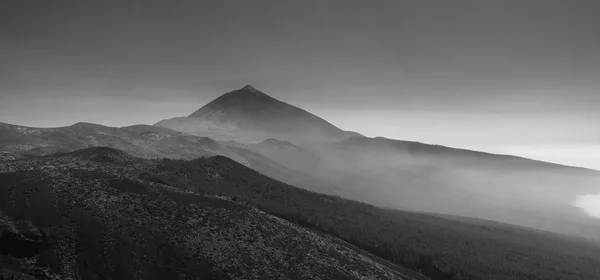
[337,136,597,173]
[151,86,600,241]
[155,85,361,143]
[248,138,323,175]
[4,147,600,279]
[301,136,600,240]
[0,122,344,197]
[4,116,600,244]
[150,83,600,241]
[0,148,418,280]
[141,152,600,280]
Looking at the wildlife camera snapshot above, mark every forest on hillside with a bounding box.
[149,156,600,280]
[0,151,418,280]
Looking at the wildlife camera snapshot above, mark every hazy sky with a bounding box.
[1,0,599,169]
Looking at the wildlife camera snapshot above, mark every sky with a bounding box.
[1,0,599,169]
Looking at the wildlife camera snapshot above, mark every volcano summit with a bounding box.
[155,85,361,144]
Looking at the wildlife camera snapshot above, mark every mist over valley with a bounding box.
[3,1,600,279]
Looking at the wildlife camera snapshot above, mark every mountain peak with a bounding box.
[227,85,273,100]
[188,85,281,119]
[158,85,349,143]
[240,85,259,92]
[70,122,106,129]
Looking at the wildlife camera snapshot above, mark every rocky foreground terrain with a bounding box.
[0,147,421,280]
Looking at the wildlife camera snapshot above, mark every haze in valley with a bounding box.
[2,0,600,229]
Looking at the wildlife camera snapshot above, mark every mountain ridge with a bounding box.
[0,121,347,197]
[2,120,596,173]
[339,135,599,173]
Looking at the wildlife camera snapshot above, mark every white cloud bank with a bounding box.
[574,194,600,218]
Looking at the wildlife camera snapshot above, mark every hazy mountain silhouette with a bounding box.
[161,99,600,240]
[155,85,362,143]
[3,85,600,242]
[249,138,323,173]
[337,135,596,173]
[0,122,343,196]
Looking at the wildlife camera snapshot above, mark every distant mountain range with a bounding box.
[2,85,600,242]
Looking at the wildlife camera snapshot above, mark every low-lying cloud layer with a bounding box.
[574,193,600,219]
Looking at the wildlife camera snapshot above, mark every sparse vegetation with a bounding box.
[0,148,419,280]
[153,156,600,280]
[2,148,600,279]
